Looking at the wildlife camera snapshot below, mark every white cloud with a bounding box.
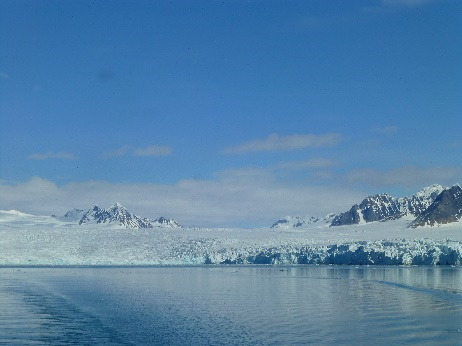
[103,145,173,158]
[363,0,435,13]
[223,133,342,154]
[0,172,363,228]
[134,145,173,157]
[4,165,457,228]
[374,125,398,135]
[381,0,435,7]
[102,146,132,158]
[275,158,337,170]
[345,166,462,190]
[28,151,74,160]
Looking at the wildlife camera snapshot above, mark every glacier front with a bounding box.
[0,212,461,266]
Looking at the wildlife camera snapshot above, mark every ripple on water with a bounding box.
[0,279,127,345]
[0,266,461,345]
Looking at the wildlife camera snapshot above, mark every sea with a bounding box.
[0,266,461,345]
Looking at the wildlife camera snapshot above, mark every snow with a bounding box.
[357,207,366,224]
[271,214,336,229]
[414,184,445,199]
[0,210,461,266]
[61,203,181,229]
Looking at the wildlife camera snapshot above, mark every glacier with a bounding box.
[0,210,461,266]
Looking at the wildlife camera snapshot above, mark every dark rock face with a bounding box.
[410,185,462,228]
[331,194,401,226]
[330,185,446,227]
[331,205,361,226]
[358,194,401,222]
[271,219,290,228]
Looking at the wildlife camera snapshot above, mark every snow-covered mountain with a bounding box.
[271,184,460,229]
[63,208,85,220]
[399,184,445,217]
[1,191,462,266]
[150,216,182,228]
[64,203,181,229]
[330,184,446,227]
[410,185,462,228]
[330,193,401,226]
[271,214,337,229]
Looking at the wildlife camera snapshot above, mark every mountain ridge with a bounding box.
[64,203,181,229]
[271,184,461,229]
[271,214,337,229]
[410,185,462,228]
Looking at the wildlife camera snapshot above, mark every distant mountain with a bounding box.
[330,193,401,226]
[399,184,445,217]
[271,184,460,229]
[64,203,181,229]
[151,216,182,228]
[271,214,337,229]
[330,184,445,227]
[63,208,85,220]
[409,185,462,228]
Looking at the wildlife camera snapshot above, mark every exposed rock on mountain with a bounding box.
[330,184,446,227]
[331,194,401,226]
[271,216,320,229]
[64,203,181,229]
[273,184,458,229]
[410,185,462,228]
[330,205,363,226]
[399,184,445,217]
[63,208,85,220]
[271,214,337,229]
[151,216,182,228]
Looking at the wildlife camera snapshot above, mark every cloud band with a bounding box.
[224,133,342,154]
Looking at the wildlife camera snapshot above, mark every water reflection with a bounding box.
[0,266,461,345]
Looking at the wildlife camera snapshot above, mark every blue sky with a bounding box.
[0,0,461,227]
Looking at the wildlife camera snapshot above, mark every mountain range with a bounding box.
[271,214,337,229]
[272,184,462,229]
[410,185,462,228]
[64,202,181,229]
[1,184,460,230]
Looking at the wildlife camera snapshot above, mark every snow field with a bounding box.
[0,219,461,266]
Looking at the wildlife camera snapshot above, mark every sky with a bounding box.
[0,0,461,227]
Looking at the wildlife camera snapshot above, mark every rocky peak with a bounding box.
[409,185,462,228]
[330,184,450,227]
[399,184,445,217]
[64,203,181,229]
[108,202,125,211]
[358,193,401,222]
[271,214,336,229]
[63,208,85,220]
[152,217,182,228]
[331,193,401,226]
[330,204,362,226]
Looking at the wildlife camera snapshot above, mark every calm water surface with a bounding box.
[0,266,461,345]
